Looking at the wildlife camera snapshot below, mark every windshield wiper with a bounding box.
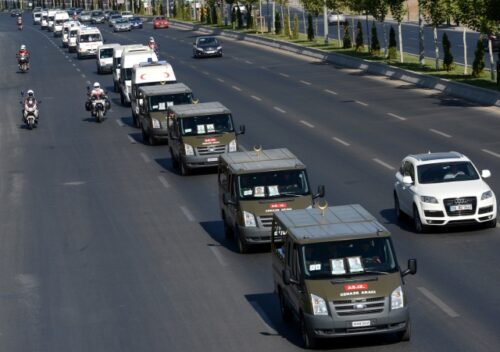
[278,192,303,197]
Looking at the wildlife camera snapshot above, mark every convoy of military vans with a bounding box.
[37,14,418,348]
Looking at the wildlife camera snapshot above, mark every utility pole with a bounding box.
[323,2,328,44]
[418,0,425,65]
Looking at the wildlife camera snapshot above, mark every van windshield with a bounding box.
[301,238,398,279]
[237,170,310,199]
[100,48,114,59]
[148,93,193,111]
[69,30,78,38]
[80,34,102,42]
[180,114,233,136]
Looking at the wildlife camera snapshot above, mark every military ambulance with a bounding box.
[272,204,417,348]
[167,102,245,176]
[219,147,324,253]
[138,83,195,145]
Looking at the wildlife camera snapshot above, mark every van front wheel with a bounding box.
[397,320,411,341]
[279,290,292,322]
[300,314,318,349]
[235,227,248,254]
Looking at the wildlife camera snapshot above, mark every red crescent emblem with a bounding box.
[140,73,146,80]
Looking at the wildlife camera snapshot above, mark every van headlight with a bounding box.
[481,190,493,200]
[152,119,160,129]
[229,139,237,152]
[242,211,256,227]
[184,144,194,156]
[391,286,404,310]
[217,46,222,50]
[420,196,438,204]
[311,294,328,315]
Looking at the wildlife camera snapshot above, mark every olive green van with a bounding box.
[219,147,324,253]
[167,102,245,175]
[138,83,195,145]
[272,204,417,349]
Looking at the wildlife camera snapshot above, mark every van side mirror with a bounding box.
[222,193,236,206]
[402,176,413,185]
[481,169,491,178]
[282,269,299,285]
[402,258,417,276]
[238,125,245,135]
[313,185,325,199]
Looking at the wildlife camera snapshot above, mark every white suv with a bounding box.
[394,152,497,232]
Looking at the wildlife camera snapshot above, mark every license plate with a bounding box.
[450,204,472,211]
[352,320,371,327]
[207,157,218,162]
[206,51,215,54]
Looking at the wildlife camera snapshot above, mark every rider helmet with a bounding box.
[20,44,26,50]
[93,82,100,89]
[149,36,155,43]
[27,90,34,97]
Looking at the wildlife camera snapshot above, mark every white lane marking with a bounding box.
[355,100,369,106]
[65,55,68,58]
[232,85,242,91]
[387,112,407,121]
[202,71,210,75]
[115,119,124,127]
[300,80,312,86]
[324,89,338,95]
[373,158,395,170]
[273,106,286,113]
[217,78,225,83]
[68,59,72,63]
[81,74,86,78]
[180,206,195,222]
[209,246,227,266]
[300,120,315,128]
[251,95,262,101]
[76,68,81,72]
[86,81,91,85]
[158,175,170,189]
[332,137,350,146]
[279,72,289,78]
[245,60,253,64]
[63,181,86,186]
[140,152,151,163]
[249,301,278,335]
[418,287,460,318]
[429,128,452,138]
[482,149,500,158]
[127,135,136,144]
[189,65,196,69]
[72,63,76,66]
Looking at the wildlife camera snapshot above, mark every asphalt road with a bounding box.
[1,13,500,351]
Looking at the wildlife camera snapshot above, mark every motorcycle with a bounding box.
[86,91,110,123]
[18,54,29,73]
[17,18,23,30]
[148,43,159,59]
[20,95,41,130]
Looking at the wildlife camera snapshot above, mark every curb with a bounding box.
[170,20,500,108]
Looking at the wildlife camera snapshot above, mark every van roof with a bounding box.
[78,27,101,34]
[169,102,229,118]
[98,43,120,50]
[113,44,144,57]
[274,205,389,244]
[122,51,157,67]
[220,148,306,174]
[139,83,190,96]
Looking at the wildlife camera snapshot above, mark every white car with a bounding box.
[327,11,346,25]
[121,11,133,20]
[394,152,497,232]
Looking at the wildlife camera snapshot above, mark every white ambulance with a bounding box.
[76,27,103,59]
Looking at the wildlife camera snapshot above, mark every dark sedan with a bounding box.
[129,16,143,29]
[192,36,223,58]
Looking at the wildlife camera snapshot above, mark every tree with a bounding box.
[472,39,485,78]
[442,32,454,71]
[307,12,314,41]
[388,0,406,62]
[292,14,299,39]
[343,20,352,48]
[355,20,364,52]
[237,6,243,28]
[421,0,447,70]
[284,9,291,37]
[368,0,389,57]
[275,11,282,34]
[231,7,237,29]
[388,26,397,59]
[370,21,380,55]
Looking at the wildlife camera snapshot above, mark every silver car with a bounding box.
[113,18,131,32]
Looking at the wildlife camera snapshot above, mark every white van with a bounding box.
[53,11,70,37]
[112,45,145,92]
[40,11,48,29]
[96,43,120,74]
[33,11,42,25]
[47,10,57,32]
[119,49,158,105]
[62,21,80,47]
[130,62,177,125]
[76,27,103,59]
[68,26,80,52]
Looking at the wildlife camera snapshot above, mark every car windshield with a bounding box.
[198,37,218,45]
[116,18,128,23]
[111,15,121,19]
[131,17,141,21]
[149,93,193,111]
[417,161,479,184]
[80,34,102,42]
[237,170,310,200]
[100,48,114,59]
[92,11,102,16]
[180,114,233,136]
[155,17,165,20]
[301,238,398,279]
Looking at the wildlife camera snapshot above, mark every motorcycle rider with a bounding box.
[22,89,39,123]
[17,15,23,29]
[86,82,110,111]
[148,36,159,55]
[17,44,30,70]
